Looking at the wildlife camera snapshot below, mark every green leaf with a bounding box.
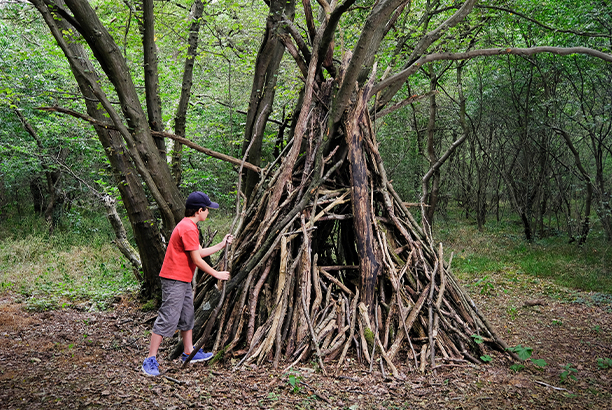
[597,358,612,370]
[507,345,533,361]
[510,363,525,372]
[471,334,484,344]
[530,358,547,367]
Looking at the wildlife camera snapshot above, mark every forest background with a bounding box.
[0,0,610,304]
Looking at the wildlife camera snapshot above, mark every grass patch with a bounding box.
[3,206,610,311]
[0,213,138,311]
[0,210,235,311]
[437,218,612,296]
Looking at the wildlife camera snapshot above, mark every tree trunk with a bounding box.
[171,0,206,186]
[62,0,184,233]
[423,66,439,226]
[29,178,45,215]
[139,0,166,161]
[346,78,380,319]
[241,0,295,201]
[31,0,166,296]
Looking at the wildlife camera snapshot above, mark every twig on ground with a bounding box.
[534,380,572,393]
[299,380,332,404]
[163,375,185,385]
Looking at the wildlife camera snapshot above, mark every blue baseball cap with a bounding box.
[185,191,219,209]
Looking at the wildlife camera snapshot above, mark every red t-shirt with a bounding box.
[159,218,200,282]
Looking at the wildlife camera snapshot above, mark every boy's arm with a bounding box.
[200,234,233,258]
[189,250,230,280]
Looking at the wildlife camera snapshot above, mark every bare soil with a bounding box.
[1,276,611,409]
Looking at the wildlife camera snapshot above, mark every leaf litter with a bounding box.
[0,273,610,409]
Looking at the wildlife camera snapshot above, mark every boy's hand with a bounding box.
[223,234,234,247]
[215,270,230,281]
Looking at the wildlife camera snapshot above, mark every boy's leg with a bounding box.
[180,329,212,362]
[142,278,184,376]
[177,281,196,354]
[177,284,211,362]
[148,333,163,358]
[181,330,193,355]
[153,279,185,339]
[142,333,163,377]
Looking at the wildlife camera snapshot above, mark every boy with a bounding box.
[142,191,232,377]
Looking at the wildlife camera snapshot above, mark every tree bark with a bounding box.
[346,73,380,319]
[31,0,166,296]
[140,0,166,160]
[61,0,184,231]
[423,66,439,226]
[171,0,206,186]
[241,0,295,201]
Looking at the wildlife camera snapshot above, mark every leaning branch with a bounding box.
[375,91,435,118]
[372,46,612,96]
[36,106,261,173]
[422,133,468,187]
[477,5,612,39]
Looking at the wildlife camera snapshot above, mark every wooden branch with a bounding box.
[428,261,437,372]
[318,214,353,221]
[419,344,428,372]
[300,0,317,43]
[357,309,371,363]
[319,265,359,271]
[246,263,269,347]
[369,303,378,373]
[534,380,573,393]
[376,334,399,378]
[337,289,359,369]
[301,293,328,376]
[375,0,477,109]
[422,133,468,187]
[321,326,348,356]
[376,91,434,118]
[36,106,261,173]
[387,283,430,361]
[307,190,351,228]
[373,46,612,96]
[311,254,322,320]
[278,33,309,78]
[319,268,354,296]
[477,5,612,39]
[315,0,331,15]
[212,292,231,353]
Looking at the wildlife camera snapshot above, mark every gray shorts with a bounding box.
[152,278,195,337]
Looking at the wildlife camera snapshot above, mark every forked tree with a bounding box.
[27,0,611,372]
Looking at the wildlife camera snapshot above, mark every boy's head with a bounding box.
[185,191,219,217]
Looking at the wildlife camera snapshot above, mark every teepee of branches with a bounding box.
[176,59,515,373]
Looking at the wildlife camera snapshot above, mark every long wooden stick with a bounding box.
[337,289,359,370]
[183,278,227,367]
[301,293,328,376]
[319,268,354,296]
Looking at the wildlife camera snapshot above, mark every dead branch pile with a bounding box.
[175,76,513,375]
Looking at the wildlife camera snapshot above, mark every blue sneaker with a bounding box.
[181,348,213,363]
[142,356,160,377]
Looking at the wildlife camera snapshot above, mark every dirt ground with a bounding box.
[1,277,611,409]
